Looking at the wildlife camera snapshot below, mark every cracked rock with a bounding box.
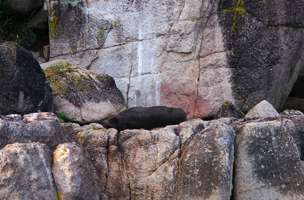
[0,143,57,200]
[76,119,234,200]
[46,0,304,118]
[52,143,102,200]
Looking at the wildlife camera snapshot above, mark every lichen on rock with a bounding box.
[44,60,126,124]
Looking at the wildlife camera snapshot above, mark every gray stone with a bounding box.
[43,60,126,123]
[176,123,235,200]
[245,100,280,119]
[0,143,57,200]
[0,112,70,148]
[52,143,102,200]
[46,0,304,118]
[234,119,304,200]
[285,115,304,161]
[0,42,53,115]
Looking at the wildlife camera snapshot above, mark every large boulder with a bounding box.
[0,143,58,200]
[43,60,126,124]
[0,42,53,115]
[46,0,304,118]
[52,143,102,200]
[234,119,304,200]
[75,119,235,199]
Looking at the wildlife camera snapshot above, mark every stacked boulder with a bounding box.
[43,60,126,124]
[0,101,303,200]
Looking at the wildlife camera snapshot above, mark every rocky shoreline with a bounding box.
[0,102,303,199]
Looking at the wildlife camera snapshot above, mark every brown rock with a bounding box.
[177,123,235,200]
[0,143,57,200]
[52,143,102,200]
[77,119,234,199]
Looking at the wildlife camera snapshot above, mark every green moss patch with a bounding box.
[44,61,103,107]
[224,0,247,32]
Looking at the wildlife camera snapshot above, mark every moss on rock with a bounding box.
[44,60,119,107]
[44,61,96,97]
[49,9,58,38]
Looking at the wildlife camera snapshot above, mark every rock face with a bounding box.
[75,119,235,199]
[234,119,304,200]
[0,143,57,200]
[43,60,126,123]
[0,42,53,115]
[46,0,304,118]
[52,143,101,200]
[3,110,304,199]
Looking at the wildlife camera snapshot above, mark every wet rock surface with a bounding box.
[6,0,44,15]
[75,119,234,200]
[0,112,70,148]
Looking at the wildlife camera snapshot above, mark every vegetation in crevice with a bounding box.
[48,9,58,39]
[57,111,69,122]
[224,0,247,31]
[96,27,107,43]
